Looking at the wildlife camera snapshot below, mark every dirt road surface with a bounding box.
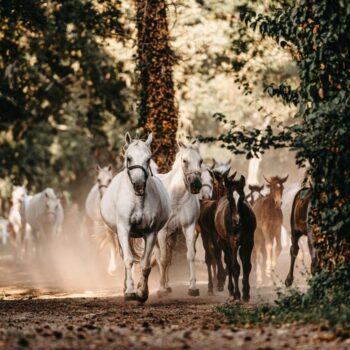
[0,248,349,350]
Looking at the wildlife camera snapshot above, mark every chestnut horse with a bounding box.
[197,168,227,294]
[285,187,315,287]
[253,175,288,283]
[215,171,256,301]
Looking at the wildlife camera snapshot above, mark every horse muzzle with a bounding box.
[133,183,146,196]
[189,176,202,194]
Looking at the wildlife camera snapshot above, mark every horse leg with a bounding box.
[136,232,156,303]
[264,230,273,280]
[202,230,214,295]
[183,224,199,296]
[117,226,136,300]
[107,230,118,276]
[254,228,264,285]
[155,228,170,296]
[214,238,226,291]
[307,231,317,275]
[164,233,176,292]
[230,244,241,300]
[272,227,282,270]
[222,244,234,296]
[239,239,254,302]
[285,230,301,287]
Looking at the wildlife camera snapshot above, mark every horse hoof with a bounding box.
[243,296,250,303]
[136,292,149,303]
[207,290,214,296]
[124,292,137,301]
[217,286,224,292]
[166,287,172,293]
[188,288,200,297]
[285,276,293,287]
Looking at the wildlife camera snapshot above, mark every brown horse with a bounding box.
[215,171,256,301]
[253,175,288,283]
[246,184,264,206]
[197,169,227,294]
[285,187,315,287]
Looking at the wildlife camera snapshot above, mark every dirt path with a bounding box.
[0,293,349,350]
[0,242,348,350]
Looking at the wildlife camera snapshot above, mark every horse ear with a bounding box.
[177,140,187,149]
[281,174,289,183]
[125,132,132,146]
[263,175,270,184]
[145,133,153,147]
[259,185,264,191]
[239,175,246,188]
[223,167,231,179]
[248,184,253,191]
[107,164,112,172]
[230,171,237,180]
[95,164,101,173]
[44,191,49,199]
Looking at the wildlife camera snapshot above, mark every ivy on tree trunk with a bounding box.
[135,0,178,172]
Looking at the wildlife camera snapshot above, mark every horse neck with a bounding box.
[12,200,22,210]
[167,165,191,202]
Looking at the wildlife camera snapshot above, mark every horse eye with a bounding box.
[183,159,188,164]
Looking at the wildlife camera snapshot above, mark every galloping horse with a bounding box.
[85,165,118,275]
[25,188,64,250]
[246,184,264,206]
[285,187,315,287]
[101,133,170,302]
[8,186,27,258]
[253,175,288,283]
[215,171,256,301]
[154,141,202,297]
[197,165,227,295]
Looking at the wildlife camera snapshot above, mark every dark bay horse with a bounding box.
[197,169,227,294]
[253,175,288,283]
[246,184,264,206]
[285,187,315,287]
[214,171,256,301]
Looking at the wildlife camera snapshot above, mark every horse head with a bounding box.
[264,175,288,206]
[200,165,214,200]
[176,140,203,194]
[43,188,60,224]
[247,184,264,204]
[223,169,246,229]
[96,164,113,197]
[12,186,27,205]
[124,132,153,196]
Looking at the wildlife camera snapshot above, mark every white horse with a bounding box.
[199,165,214,200]
[212,159,231,175]
[85,165,118,275]
[8,186,27,257]
[100,133,171,302]
[154,141,203,296]
[25,188,64,250]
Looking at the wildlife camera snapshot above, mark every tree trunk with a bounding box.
[135,0,178,172]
